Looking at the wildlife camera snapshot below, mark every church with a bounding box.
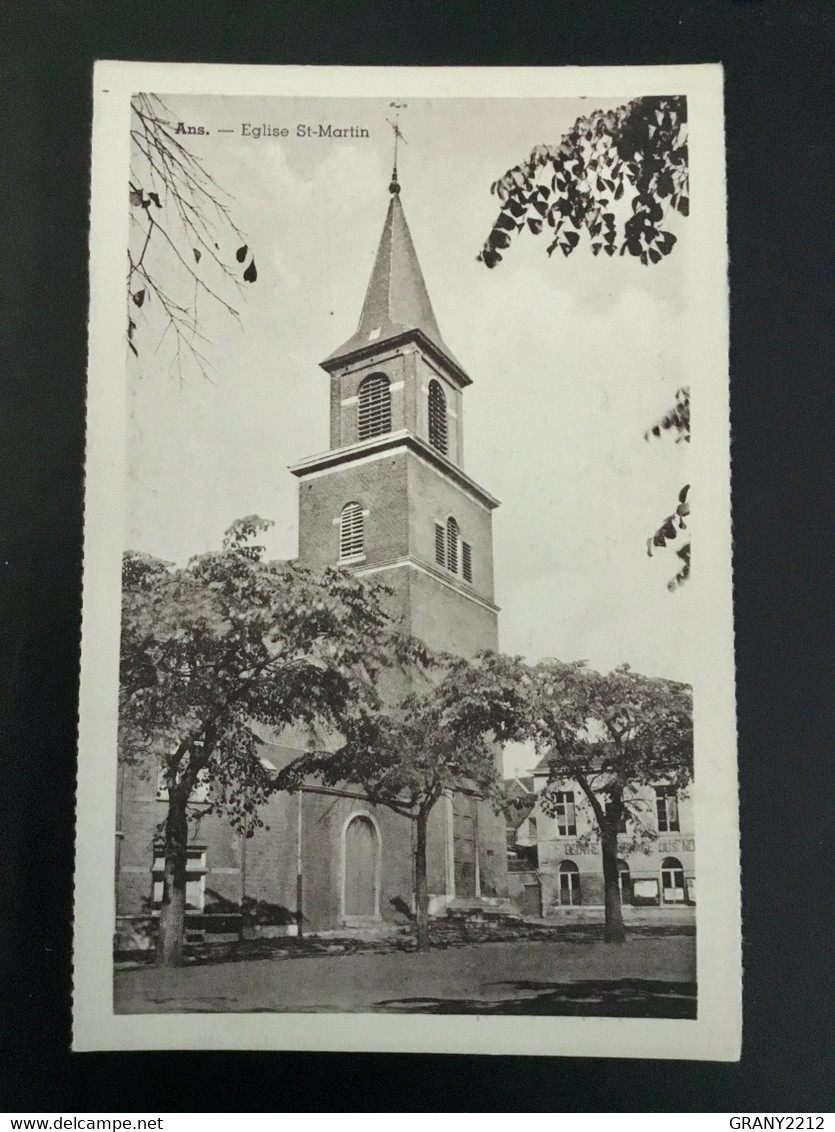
[114,165,512,950]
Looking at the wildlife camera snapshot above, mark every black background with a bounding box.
[2,0,832,1113]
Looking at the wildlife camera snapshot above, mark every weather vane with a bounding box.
[386,102,408,192]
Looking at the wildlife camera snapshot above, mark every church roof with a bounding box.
[323,182,467,380]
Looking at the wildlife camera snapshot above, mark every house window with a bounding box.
[655,785,680,833]
[558,860,581,906]
[428,379,448,454]
[554,791,577,836]
[617,859,632,905]
[339,502,364,561]
[357,373,391,439]
[434,522,446,566]
[661,856,686,904]
[462,541,473,583]
[152,846,207,912]
[446,516,459,573]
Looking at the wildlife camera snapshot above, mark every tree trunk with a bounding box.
[601,825,626,944]
[156,788,189,967]
[414,807,431,952]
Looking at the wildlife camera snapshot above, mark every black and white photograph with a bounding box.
[74,63,739,1058]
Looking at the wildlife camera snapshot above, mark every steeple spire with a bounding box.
[322,126,468,383]
[387,101,407,194]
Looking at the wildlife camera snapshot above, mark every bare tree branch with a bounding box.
[127,94,258,381]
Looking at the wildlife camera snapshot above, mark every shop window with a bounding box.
[558,860,581,906]
[339,502,364,561]
[655,785,680,832]
[152,846,207,912]
[357,373,391,439]
[661,856,686,904]
[554,790,577,836]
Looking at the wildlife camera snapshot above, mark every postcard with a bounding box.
[75,62,739,1058]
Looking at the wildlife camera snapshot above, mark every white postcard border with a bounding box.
[75,61,739,1058]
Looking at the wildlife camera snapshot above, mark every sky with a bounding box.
[126,92,693,743]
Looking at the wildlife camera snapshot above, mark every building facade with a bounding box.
[506,760,695,918]
[115,172,510,950]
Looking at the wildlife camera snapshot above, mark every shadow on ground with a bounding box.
[374,977,697,1018]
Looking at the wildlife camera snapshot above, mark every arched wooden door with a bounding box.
[344,815,378,919]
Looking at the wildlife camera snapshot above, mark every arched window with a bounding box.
[446,516,459,573]
[617,859,632,905]
[339,502,364,560]
[428,379,448,454]
[661,856,686,904]
[357,373,391,439]
[558,860,581,906]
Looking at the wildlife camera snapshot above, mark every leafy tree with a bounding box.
[119,516,393,966]
[128,94,258,379]
[276,650,527,951]
[478,96,688,269]
[523,660,693,943]
[645,388,691,590]
[478,96,691,587]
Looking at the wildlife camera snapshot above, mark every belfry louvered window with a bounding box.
[435,518,473,582]
[446,517,459,573]
[462,541,473,583]
[357,373,391,440]
[434,522,446,566]
[428,379,448,454]
[339,502,364,560]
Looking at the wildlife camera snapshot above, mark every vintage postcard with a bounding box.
[75,63,740,1057]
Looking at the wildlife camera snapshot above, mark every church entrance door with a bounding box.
[344,815,378,919]
[452,794,478,899]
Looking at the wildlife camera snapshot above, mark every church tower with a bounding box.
[290,172,500,658]
[290,167,509,905]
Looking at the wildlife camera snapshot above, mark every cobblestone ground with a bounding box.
[115,934,696,1017]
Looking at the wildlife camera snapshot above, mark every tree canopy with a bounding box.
[120,516,397,963]
[478,96,692,589]
[479,96,688,270]
[523,659,693,941]
[276,649,527,949]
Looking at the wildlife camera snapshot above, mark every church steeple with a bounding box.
[322,179,469,384]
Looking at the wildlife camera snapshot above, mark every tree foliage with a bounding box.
[128,94,258,379]
[522,659,693,942]
[276,649,527,950]
[645,386,691,590]
[479,97,692,589]
[119,516,395,965]
[479,96,688,269]
[647,482,691,591]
